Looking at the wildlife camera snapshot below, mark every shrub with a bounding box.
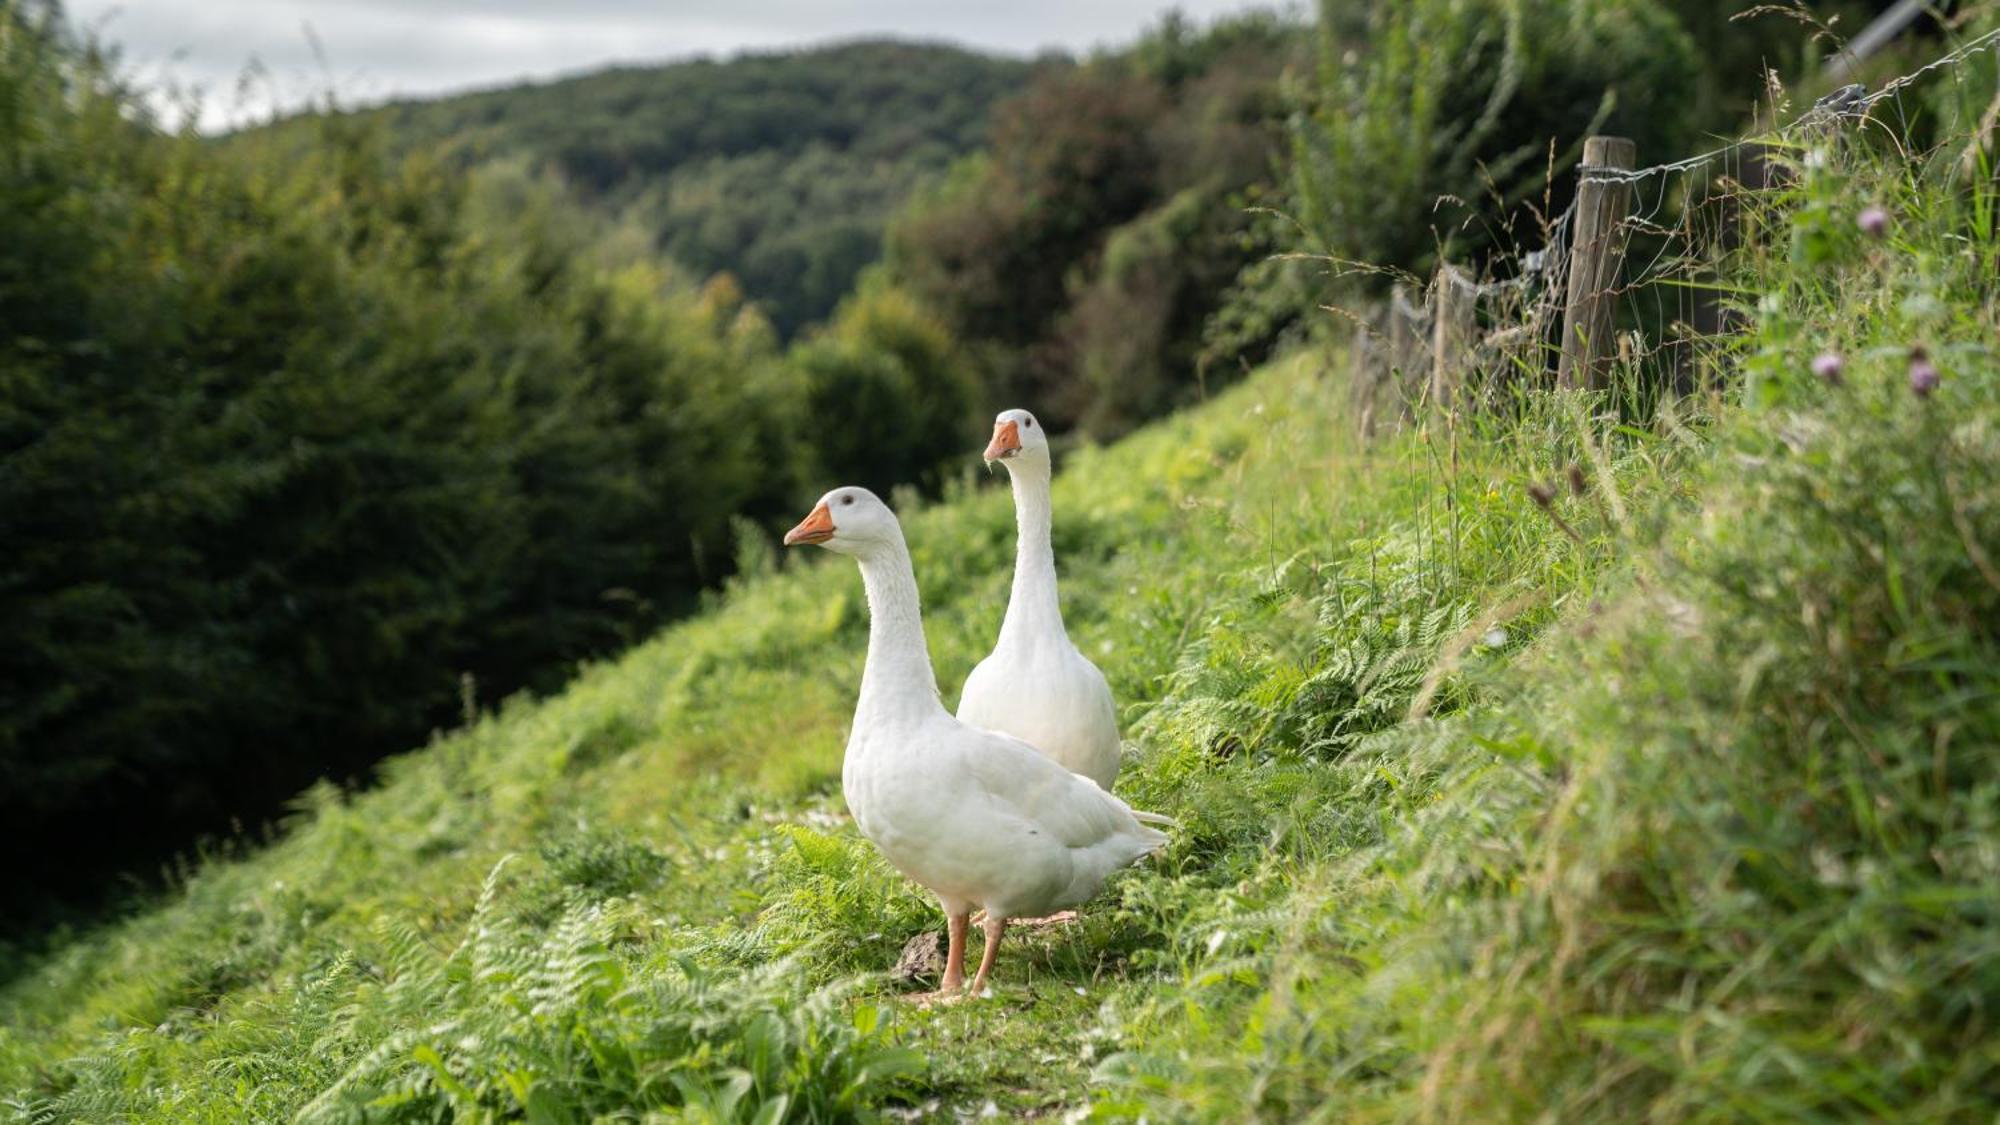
[792,281,979,497]
[537,827,671,899]
[1061,185,1287,436]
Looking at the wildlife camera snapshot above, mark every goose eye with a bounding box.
[1025,419,1035,428]
[840,495,855,506]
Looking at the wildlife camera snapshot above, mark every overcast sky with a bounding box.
[67,0,1292,131]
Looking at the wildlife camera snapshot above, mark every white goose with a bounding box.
[957,409,1121,792]
[784,487,1169,999]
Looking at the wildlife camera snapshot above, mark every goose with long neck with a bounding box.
[957,409,1122,791]
[784,487,1169,1000]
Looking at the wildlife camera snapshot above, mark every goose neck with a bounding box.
[1000,460,1065,647]
[853,537,944,726]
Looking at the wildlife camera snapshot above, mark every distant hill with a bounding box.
[245,41,1041,336]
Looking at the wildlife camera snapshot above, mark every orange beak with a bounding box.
[783,501,835,546]
[984,419,1021,462]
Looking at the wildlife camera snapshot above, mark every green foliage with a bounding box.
[1096,70,2000,1121]
[19,860,920,1122]
[889,11,1308,436]
[753,826,936,977]
[537,826,671,899]
[1290,0,1702,280]
[891,70,1168,359]
[293,889,919,1124]
[791,281,980,497]
[263,41,1035,338]
[1062,184,1289,435]
[0,3,811,899]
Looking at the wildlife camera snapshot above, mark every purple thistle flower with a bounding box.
[1811,352,1844,384]
[1858,207,1890,238]
[1908,346,1940,397]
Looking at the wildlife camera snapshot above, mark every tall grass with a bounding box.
[1096,84,2000,1121]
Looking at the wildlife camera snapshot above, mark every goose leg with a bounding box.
[968,914,1007,997]
[940,910,969,994]
[910,910,971,1005]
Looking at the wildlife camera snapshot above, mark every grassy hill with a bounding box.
[244,41,1038,337]
[5,19,1998,1118]
[0,348,1608,1116]
[8,124,1995,1111]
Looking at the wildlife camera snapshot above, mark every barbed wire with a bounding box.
[1580,23,2000,186]
[1352,19,2000,424]
[1344,18,2000,424]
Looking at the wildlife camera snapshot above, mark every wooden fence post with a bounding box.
[1431,263,1474,410]
[1558,135,1636,389]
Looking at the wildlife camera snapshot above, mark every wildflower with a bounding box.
[1857,206,1890,237]
[1908,346,1940,397]
[1811,352,1844,384]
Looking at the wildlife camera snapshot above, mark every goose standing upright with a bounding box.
[957,409,1121,792]
[783,487,1169,999]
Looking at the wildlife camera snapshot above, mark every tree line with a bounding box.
[253,40,1040,339]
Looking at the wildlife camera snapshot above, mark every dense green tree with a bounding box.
[791,280,979,498]
[889,11,1308,435]
[0,3,814,907]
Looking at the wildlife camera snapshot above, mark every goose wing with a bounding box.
[957,726,1161,849]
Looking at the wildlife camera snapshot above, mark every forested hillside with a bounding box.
[246,42,1037,337]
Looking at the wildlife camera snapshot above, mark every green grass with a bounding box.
[4,105,1998,1122]
[0,347,1586,1120]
